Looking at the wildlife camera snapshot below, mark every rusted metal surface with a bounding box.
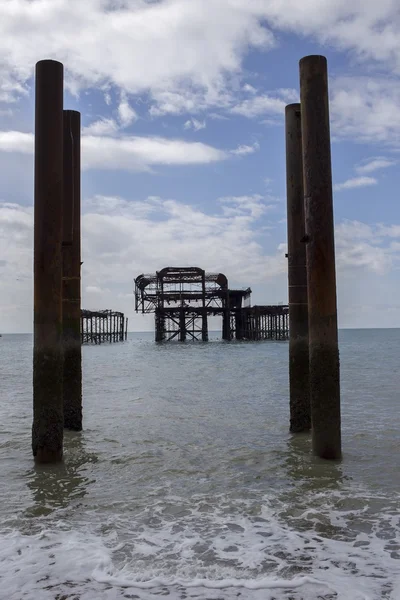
[32,60,64,463]
[62,110,82,431]
[135,267,288,342]
[300,55,341,459]
[233,306,289,341]
[81,309,126,344]
[285,103,311,433]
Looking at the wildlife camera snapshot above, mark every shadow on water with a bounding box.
[278,433,363,541]
[25,432,98,519]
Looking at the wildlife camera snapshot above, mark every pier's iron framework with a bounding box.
[134,267,288,342]
[81,309,127,344]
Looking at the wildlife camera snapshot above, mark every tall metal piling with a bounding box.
[285,103,311,433]
[62,110,82,431]
[32,60,64,463]
[299,55,341,459]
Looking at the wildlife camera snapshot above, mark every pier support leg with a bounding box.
[62,110,82,431]
[235,310,244,340]
[179,308,186,342]
[32,60,64,463]
[202,309,208,341]
[155,309,165,342]
[222,310,231,341]
[285,103,311,433]
[300,55,341,459]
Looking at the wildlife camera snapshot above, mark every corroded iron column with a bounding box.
[33,60,64,463]
[62,110,82,431]
[285,103,311,433]
[202,309,209,341]
[179,307,186,341]
[299,55,341,459]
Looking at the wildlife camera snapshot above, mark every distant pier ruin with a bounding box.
[81,309,128,344]
[135,267,288,342]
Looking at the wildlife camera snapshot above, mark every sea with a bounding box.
[0,329,399,600]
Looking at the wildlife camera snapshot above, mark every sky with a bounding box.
[1,0,400,333]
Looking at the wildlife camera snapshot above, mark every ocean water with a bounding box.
[0,329,399,600]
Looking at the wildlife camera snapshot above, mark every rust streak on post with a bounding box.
[299,55,341,459]
[33,60,64,463]
[285,103,311,433]
[62,110,82,431]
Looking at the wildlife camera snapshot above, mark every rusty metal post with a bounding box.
[33,60,64,463]
[202,309,208,341]
[62,110,82,431]
[299,55,341,459]
[285,103,311,433]
[179,307,186,341]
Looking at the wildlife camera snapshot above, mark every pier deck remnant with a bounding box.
[135,267,288,342]
[81,309,127,344]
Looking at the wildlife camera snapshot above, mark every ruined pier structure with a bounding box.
[81,309,128,344]
[135,267,288,342]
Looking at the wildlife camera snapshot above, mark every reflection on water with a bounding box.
[25,432,97,518]
[284,432,345,490]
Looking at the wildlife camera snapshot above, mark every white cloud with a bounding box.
[355,157,396,174]
[230,142,260,156]
[3,196,400,331]
[0,131,33,154]
[0,0,400,127]
[243,84,257,94]
[231,89,298,118]
[184,118,206,132]
[218,194,275,219]
[0,193,287,331]
[82,135,228,171]
[336,220,394,274]
[118,93,138,127]
[0,130,228,171]
[0,203,33,332]
[85,285,103,295]
[82,118,119,136]
[78,194,288,297]
[0,0,275,112]
[261,1,400,73]
[334,176,378,192]
[331,77,400,146]
[83,95,137,137]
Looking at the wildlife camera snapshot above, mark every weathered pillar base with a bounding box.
[289,335,311,433]
[32,347,64,462]
[63,342,82,431]
[309,342,341,459]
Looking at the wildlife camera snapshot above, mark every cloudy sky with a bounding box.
[1,0,400,333]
